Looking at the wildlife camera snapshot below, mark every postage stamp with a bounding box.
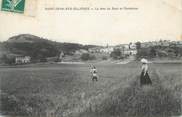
[1,0,25,13]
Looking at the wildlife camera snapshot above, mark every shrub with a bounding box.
[81,53,89,61]
[0,54,15,65]
[40,58,47,62]
[110,49,121,60]
[81,53,96,61]
[102,56,108,60]
[136,48,150,59]
[89,54,96,60]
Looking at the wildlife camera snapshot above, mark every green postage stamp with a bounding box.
[1,0,25,13]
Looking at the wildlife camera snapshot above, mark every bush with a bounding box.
[40,58,47,62]
[157,50,168,57]
[136,48,150,59]
[150,47,157,58]
[81,53,96,61]
[89,54,96,60]
[0,54,15,65]
[102,56,108,60]
[110,49,122,60]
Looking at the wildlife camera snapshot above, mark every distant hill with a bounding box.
[1,34,99,61]
[7,34,45,43]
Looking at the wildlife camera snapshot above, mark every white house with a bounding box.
[88,46,114,54]
[114,43,137,56]
[15,56,31,64]
[115,44,129,50]
[88,47,102,53]
[75,49,88,55]
[124,49,137,55]
[99,46,114,54]
[129,43,136,49]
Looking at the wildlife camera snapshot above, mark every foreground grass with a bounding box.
[79,63,182,117]
[0,62,181,117]
[81,76,181,117]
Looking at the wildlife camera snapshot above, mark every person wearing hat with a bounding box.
[140,58,152,86]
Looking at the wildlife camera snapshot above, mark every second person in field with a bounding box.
[90,65,99,82]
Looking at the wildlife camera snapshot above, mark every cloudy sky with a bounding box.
[0,0,181,45]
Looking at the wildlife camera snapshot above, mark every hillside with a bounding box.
[7,34,45,43]
[1,34,98,61]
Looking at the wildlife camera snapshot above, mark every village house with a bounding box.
[88,47,102,53]
[115,44,129,50]
[129,43,136,49]
[141,42,151,48]
[170,41,182,47]
[88,46,114,54]
[123,49,137,55]
[176,41,182,47]
[75,49,88,55]
[99,46,114,54]
[15,56,31,64]
[141,40,173,48]
[114,43,137,55]
[158,40,171,46]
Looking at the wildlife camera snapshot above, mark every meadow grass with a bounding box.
[0,62,181,117]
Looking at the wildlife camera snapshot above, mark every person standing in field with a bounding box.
[90,65,98,82]
[140,58,152,86]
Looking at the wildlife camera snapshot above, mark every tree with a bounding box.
[1,54,15,65]
[102,56,108,60]
[129,42,132,49]
[0,54,8,63]
[136,48,150,59]
[110,49,121,59]
[81,53,96,61]
[150,47,156,58]
[135,41,141,50]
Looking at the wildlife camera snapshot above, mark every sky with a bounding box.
[0,0,181,45]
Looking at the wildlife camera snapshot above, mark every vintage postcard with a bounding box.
[0,0,182,117]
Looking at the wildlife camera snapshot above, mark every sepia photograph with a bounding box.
[0,0,182,117]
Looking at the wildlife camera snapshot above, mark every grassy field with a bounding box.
[0,62,181,117]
